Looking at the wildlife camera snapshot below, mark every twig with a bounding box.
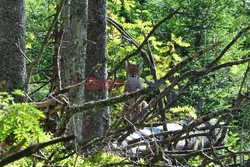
[51,151,76,163]
[25,0,65,92]
[53,3,70,92]
[162,41,222,80]
[33,65,53,75]
[101,160,147,167]
[233,62,249,108]
[199,151,250,166]
[29,78,52,96]
[15,39,32,63]
[144,32,157,81]
[164,146,227,155]
[107,17,139,47]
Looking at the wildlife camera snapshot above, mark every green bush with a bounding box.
[0,90,46,148]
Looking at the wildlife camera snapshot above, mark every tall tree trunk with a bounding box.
[83,0,110,144]
[0,0,26,96]
[60,0,88,145]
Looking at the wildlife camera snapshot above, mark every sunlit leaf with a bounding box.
[172,53,182,62]
[26,43,32,49]
[230,65,238,74]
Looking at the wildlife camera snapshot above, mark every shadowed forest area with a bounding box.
[0,0,249,166]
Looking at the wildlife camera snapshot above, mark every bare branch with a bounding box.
[108,8,180,78]
[139,108,238,156]
[199,151,250,166]
[233,62,249,108]
[0,139,26,159]
[15,39,32,63]
[31,94,68,108]
[107,17,139,47]
[208,26,250,67]
[25,0,65,92]
[29,78,51,96]
[162,41,222,80]
[0,134,75,166]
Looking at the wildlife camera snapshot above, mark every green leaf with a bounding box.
[171,33,190,47]
[230,65,238,74]
[12,89,25,97]
[172,53,182,62]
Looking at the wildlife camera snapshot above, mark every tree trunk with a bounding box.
[60,0,88,145]
[0,0,26,96]
[83,0,110,143]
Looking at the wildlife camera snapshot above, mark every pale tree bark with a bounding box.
[60,0,88,145]
[83,0,110,143]
[0,0,26,97]
[59,0,71,91]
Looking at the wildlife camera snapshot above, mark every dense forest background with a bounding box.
[0,0,249,166]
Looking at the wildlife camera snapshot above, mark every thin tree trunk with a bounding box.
[0,0,26,97]
[60,0,88,145]
[83,0,110,143]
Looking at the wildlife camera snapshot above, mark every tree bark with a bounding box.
[0,0,26,96]
[60,0,88,145]
[83,0,110,143]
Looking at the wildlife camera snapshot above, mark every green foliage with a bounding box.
[26,0,60,100]
[170,106,197,120]
[188,155,203,166]
[226,131,241,150]
[0,91,125,166]
[0,91,46,147]
[61,153,125,167]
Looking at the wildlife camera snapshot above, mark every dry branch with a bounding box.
[0,134,75,166]
[0,139,26,159]
[107,17,139,47]
[208,26,250,67]
[15,39,32,63]
[233,62,249,108]
[25,0,65,93]
[200,151,250,166]
[31,94,68,108]
[107,17,154,73]
[162,41,222,80]
[108,8,180,78]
